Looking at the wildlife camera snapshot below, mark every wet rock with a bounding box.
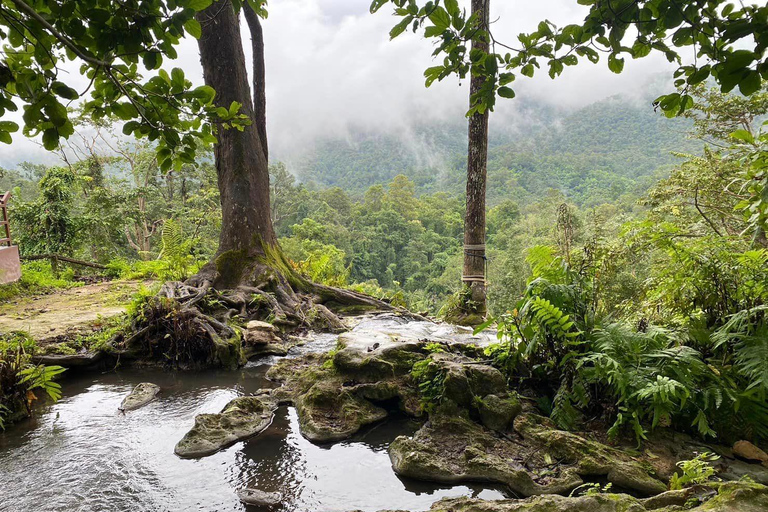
[242,320,294,359]
[389,412,583,497]
[237,488,281,507]
[733,440,768,465]
[244,320,280,345]
[514,414,666,496]
[640,486,716,509]
[357,481,768,512]
[174,393,275,458]
[389,412,666,498]
[119,382,160,411]
[427,494,645,512]
[433,353,507,408]
[718,457,768,484]
[267,356,395,443]
[477,393,521,432]
[295,378,388,443]
[332,331,425,381]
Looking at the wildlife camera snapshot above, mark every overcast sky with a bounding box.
[0,0,678,168]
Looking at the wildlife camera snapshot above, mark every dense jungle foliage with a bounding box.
[1,85,767,445]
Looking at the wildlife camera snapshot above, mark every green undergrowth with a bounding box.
[0,331,66,429]
[0,261,82,302]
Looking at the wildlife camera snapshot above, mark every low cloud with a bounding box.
[0,0,678,169]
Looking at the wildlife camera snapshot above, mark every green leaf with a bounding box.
[52,82,79,100]
[608,53,624,73]
[738,71,761,96]
[184,19,202,39]
[186,0,213,11]
[143,51,160,70]
[498,86,515,99]
[731,129,755,144]
[0,121,19,132]
[428,6,451,31]
[0,131,11,144]
[45,100,69,127]
[390,17,413,39]
[42,128,59,150]
[191,85,216,104]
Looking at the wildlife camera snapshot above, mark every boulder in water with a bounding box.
[237,488,281,507]
[119,382,160,411]
[174,393,276,458]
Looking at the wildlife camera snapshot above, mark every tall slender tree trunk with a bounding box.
[195,0,277,289]
[244,5,268,164]
[461,0,490,323]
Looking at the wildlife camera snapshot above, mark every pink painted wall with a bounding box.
[0,245,21,284]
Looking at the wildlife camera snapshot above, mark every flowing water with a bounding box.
[0,316,504,512]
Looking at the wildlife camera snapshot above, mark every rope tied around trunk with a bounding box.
[462,243,488,284]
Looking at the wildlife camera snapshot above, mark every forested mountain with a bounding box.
[290,94,699,206]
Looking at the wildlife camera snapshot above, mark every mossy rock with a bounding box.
[476,393,522,432]
[295,378,388,443]
[119,382,160,411]
[429,352,507,409]
[424,494,645,512]
[174,393,275,458]
[333,331,425,381]
[514,414,666,496]
[358,480,768,512]
[389,413,583,497]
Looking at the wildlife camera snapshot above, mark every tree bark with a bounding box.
[196,0,277,289]
[243,4,268,164]
[461,0,490,322]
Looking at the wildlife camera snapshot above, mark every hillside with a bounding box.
[289,95,699,206]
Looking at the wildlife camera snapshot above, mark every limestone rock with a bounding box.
[477,393,522,432]
[389,413,583,497]
[119,382,160,411]
[389,412,666,498]
[513,414,667,496]
[358,481,768,512]
[432,353,507,408]
[733,440,768,464]
[426,494,645,512]
[237,488,281,507]
[244,320,280,345]
[295,378,388,443]
[174,393,275,458]
[333,331,425,381]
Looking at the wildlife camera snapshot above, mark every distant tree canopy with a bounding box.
[371,0,767,117]
[0,0,264,166]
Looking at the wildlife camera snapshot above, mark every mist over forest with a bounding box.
[2,1,768,511]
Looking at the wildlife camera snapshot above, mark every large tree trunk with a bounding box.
[195,0,277,289]
[119,0,407,368]
[460,0,490,324]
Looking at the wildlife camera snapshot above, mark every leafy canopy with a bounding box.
[370,0,767,116]
[0,0,267,169]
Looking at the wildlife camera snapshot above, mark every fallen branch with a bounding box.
[21,254,107,269]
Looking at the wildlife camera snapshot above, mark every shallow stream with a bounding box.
[0,317,505,512]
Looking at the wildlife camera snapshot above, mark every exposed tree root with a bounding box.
[117,262,426,369]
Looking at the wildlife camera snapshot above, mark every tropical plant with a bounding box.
[669,452,721,490]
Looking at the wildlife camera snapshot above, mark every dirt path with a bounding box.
[0,280,150,340]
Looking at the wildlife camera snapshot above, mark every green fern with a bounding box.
[530,297,580,340]
[712,306,768,396]
[18,365,66,401]
[157,219,195,281]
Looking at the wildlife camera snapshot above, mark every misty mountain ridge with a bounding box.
[283,92,698,207]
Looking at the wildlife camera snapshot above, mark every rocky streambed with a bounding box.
[2,313,768,511]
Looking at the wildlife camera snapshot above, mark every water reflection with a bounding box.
[0,326,506,512]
